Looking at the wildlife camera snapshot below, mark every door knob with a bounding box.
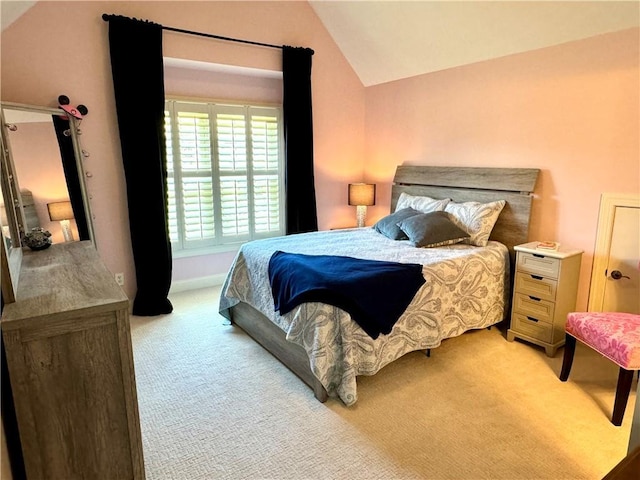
[611,270,630,280]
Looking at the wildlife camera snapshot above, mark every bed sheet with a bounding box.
[219,227,509,405]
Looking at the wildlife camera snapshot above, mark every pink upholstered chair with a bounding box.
[559,312,640,426]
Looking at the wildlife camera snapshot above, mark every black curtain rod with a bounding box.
[102,14,314,54]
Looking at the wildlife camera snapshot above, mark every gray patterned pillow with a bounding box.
[374,207,422,240]
[444,200,506,247]
[396,211,470,248]
[395,192,450,214]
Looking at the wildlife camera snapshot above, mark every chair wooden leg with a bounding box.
[612,368,634,426]
[559,334,576,381]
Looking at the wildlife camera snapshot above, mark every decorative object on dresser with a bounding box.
[348,183,376,227]
[1,241,145,479]
[21,227,52,250]
[559,311,640,426]
[507,241,583,357]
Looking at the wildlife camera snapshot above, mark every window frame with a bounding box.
[165,99,285,256]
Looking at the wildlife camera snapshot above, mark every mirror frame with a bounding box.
[0,121,22,303]
[1,101,95,302]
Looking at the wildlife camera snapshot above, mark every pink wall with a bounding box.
[364,28,640,310]
[1,1,365,296]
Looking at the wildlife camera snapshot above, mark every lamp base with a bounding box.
[356,205,367,228]
[60,219,74,243]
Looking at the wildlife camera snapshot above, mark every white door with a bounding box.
[602,206,640,313]
[588,194,640,314]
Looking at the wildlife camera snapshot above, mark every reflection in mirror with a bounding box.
[0,102,94,246]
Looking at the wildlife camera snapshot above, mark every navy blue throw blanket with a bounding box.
[268,251,426,339]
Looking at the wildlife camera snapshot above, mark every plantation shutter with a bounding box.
[251,111,282,233]
[163,109,179,244]
[216,110,249,239]
[165,101,284,252]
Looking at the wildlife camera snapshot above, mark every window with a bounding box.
[164,100,285,253]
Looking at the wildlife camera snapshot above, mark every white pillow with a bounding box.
[444,200,506,247]
[395,192,450,214]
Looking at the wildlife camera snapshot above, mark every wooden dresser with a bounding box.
[1,241,145,479]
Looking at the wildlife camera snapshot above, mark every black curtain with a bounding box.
[282,46,318,234]
[51,115,90,241]
[107,16,173,315]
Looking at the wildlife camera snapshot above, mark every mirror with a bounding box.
[0,101,95,302]
[1,101,94,242]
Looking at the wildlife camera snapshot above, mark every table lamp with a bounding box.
[47,201,75,242]
[348,183,376,228]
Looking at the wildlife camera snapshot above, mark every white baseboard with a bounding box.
[169,273,227,294]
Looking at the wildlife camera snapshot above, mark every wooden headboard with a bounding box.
[391,166,540,264]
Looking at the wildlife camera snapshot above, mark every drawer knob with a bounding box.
[531,275,543,280]
[529,296,541,301]
[526,316,539,322]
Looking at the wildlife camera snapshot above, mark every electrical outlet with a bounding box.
[115,273,125,286]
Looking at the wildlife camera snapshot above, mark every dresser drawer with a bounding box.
[511,312,553,343]
[517,252,560,279]
[513,293,555,323]
[514,272,557,302]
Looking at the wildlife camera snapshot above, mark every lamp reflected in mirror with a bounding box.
[47,200,75,242]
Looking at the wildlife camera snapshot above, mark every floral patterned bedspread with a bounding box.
[219,228,509,406]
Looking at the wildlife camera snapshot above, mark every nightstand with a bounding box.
[507,241,583,357]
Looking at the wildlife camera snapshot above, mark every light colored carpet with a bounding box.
[130,287,635,479]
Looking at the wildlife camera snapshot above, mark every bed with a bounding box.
[219,165,539,405]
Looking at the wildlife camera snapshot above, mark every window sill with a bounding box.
[171,243,242,259]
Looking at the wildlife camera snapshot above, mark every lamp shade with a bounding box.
[348,183,376,206]
[47,201,74,221]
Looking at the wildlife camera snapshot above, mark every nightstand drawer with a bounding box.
[517,252,560,279]
[513,293,555,323]
[514,272,557,302]
[511,312,553,343]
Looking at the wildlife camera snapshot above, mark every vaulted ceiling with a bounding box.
[3,1,639,87]
[308,1,639,86]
